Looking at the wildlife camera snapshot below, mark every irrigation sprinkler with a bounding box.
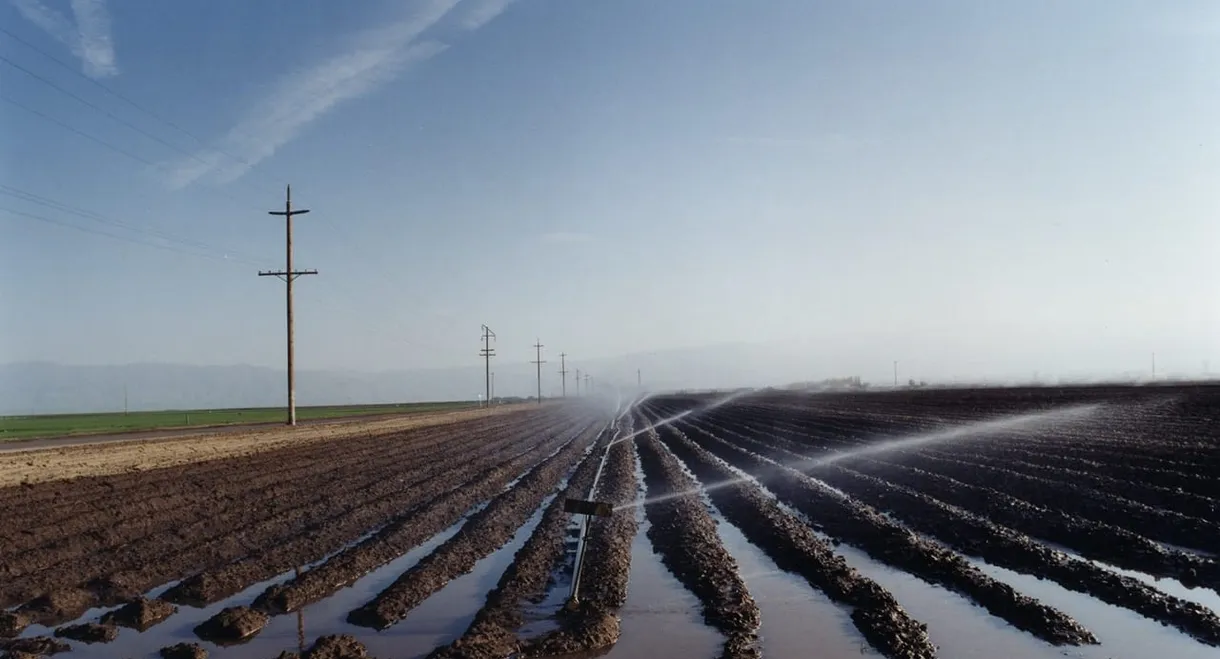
[564,497,614,606]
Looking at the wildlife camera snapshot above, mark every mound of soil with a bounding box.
[100,597,177,631]
[16,588,96,626]
[304,634,368,659]
[0,636,70,656]
[159,642,207,659]
[53,622,118,643]
[193,606,268,643]
[0,612,29,638]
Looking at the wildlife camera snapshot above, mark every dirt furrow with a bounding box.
[523,416,640,657]
[634,425,761,658]
[0,414,527,561]
[427,425,612,659]
[886,450,1220,553]
[673,417,1099,647]
[811,462,1220,647]
[346,422,600,629]
[653,422,936,659]
[1,416,546,585]
[4,420,529,613]
[847,456,1220,592]
[164,418,580,608]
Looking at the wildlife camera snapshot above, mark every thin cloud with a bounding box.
[170,0,522,188]
[540,231,593,244]
[11,0,117,78]
[457,0,516,30]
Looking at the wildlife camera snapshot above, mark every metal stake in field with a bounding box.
[531,339,546,404]
[480,325,496,407]
[258,185,317,426]
[559,352,568,398]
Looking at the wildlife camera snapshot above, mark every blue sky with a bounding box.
[1,0,1219,384]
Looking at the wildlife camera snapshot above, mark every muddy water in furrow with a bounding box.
[831,544,1068,659]
[711,511,863,658]
[970,559,1220,659]
[603,452,721,659]
[21,516,470,658]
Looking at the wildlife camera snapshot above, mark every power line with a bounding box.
[0,184,269,264]
[1,93,161,167]
[0,53,271,197]
[0,26,289,190]
[258,185,318,426]
[0,205,259,265]
[531,339,546,405]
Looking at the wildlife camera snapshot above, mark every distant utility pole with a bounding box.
[637,369,641,389]
[480,325,496,407]
[575,368,581,397]
[893,360,898,388]
[585,373,591,394]
[559,353,569,398]
[531,339,546,405]
[258,185,317,426]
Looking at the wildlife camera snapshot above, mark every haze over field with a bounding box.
[2,0,1218,406]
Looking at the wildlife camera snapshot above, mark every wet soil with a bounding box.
[523,419,640,656]
[672,415,1099,647]
[98,597,177,631]
[653,422,936,659]
[193,605,269,644]
[251,421,582,615]
[427,427,611,658]
[51,623,116,644]
[633,424,761,658]
[347,422,599,629]
[0,410,565,626]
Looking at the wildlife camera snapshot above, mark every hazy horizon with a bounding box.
[3,1,1218,387]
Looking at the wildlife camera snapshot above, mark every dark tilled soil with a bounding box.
[0,637,70,656]
[427,427,611,659]
[674,416,1099,647]
[522,418,641,656]
[303,634,369,659]
[848,455,1220,591]
[193,606,269,644]
[655,422,936,659]
[99,597,177,631]
[0,612,29,638]
[347,422,599,629]
[160,415,566,607]
[52,622,117,644]
[245,422,578,614]
[0,411,565,625]
[159,642,206,659]
[634,423,761,659]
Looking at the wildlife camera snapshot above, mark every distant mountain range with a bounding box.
[0,343,829,415]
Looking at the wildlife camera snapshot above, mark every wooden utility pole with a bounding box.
[480,325,496,406]
[259,185,316,426]
[531,339,546,404]
[558,353,568,398]
[575,368,581,397]
[637,368,641,389]
[893,360,898,388]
